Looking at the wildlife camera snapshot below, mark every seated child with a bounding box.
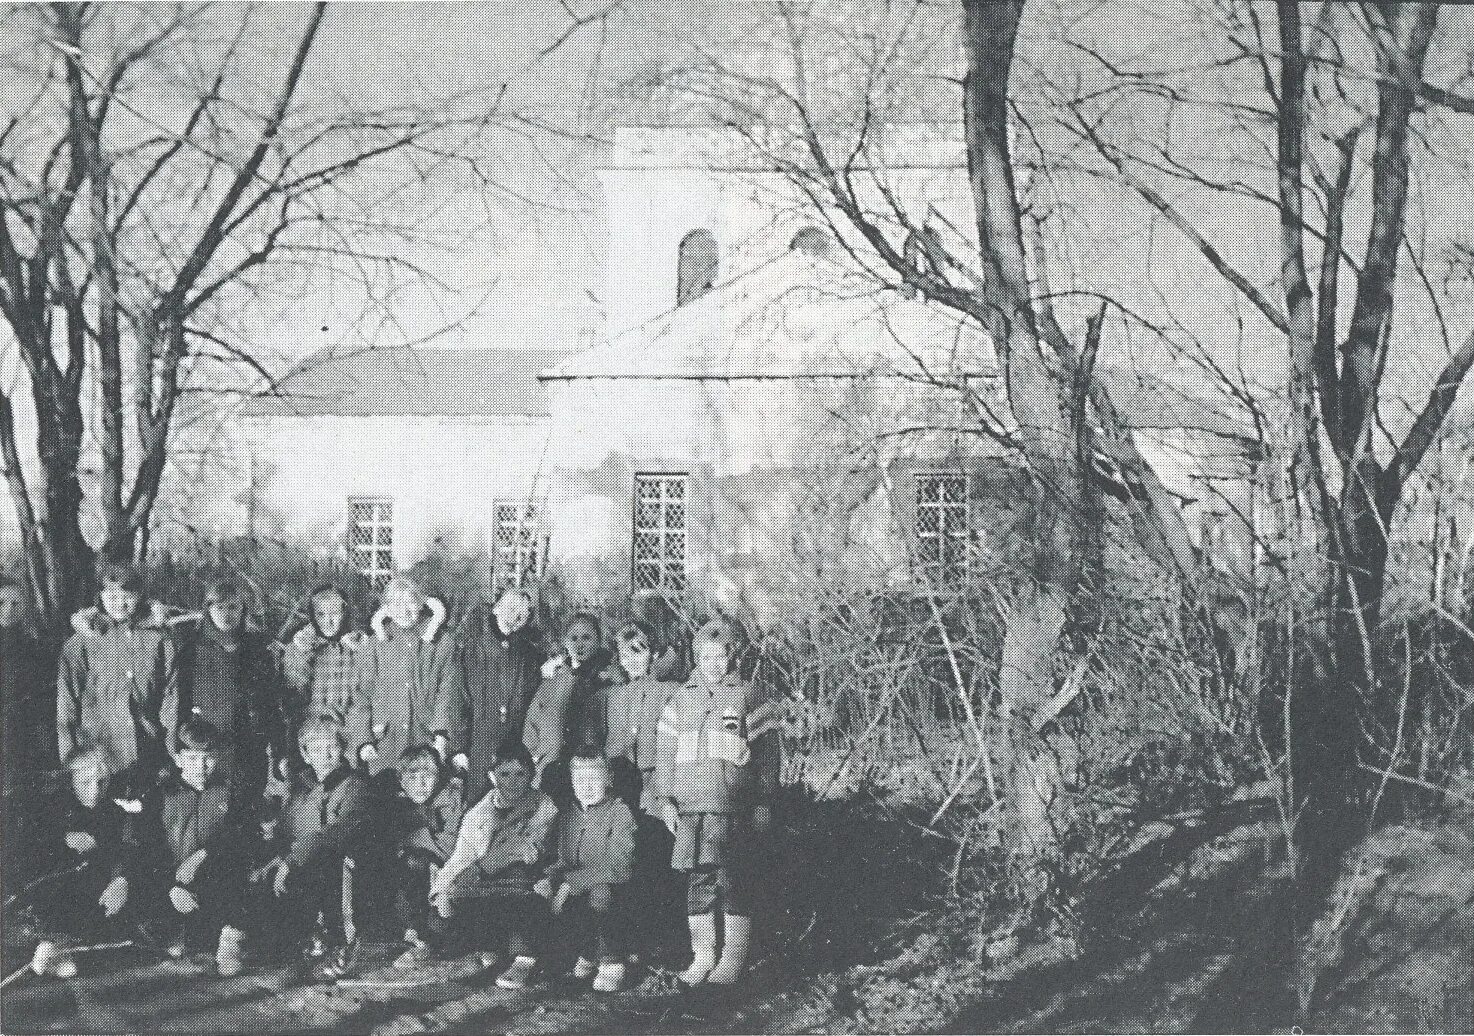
[656,619,780,987]
[429,739,557,989]
[535,749,636,992]
[253,715,370,966]
[140,718,252,975]
[28,746,139,978]
[388,745,466,969]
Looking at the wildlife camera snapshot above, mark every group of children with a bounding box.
[1,563,781,995]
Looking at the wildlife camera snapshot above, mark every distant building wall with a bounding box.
[241,414,553,571]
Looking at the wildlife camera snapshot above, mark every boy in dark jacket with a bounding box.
[171,579,285,804]
[450,588,543,802]
[536,749,636,992]
[430,740,558,989]
[139,718,253,975]
[254,715,371,963]
[282,584,368,742]
[388,745,466,969]
[27,746,139,978]
[656,619,780,987]
[56,561,176,787]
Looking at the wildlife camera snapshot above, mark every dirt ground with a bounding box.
[5,808,1473,1034]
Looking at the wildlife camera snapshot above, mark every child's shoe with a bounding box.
[392,930,433,971]
[592,960,626,993]
[475,950,501,971]
[215,925,245,977]
[53,955,79,979]
[705,914,752,985]
[572,956,598,980]
[495,955,537,989]
[166,938,189,960]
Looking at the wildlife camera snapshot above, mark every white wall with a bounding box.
[243,414,554,566]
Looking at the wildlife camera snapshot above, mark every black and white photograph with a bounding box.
[3,1,1474,1032]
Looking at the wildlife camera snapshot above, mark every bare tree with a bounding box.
[635,0,1208,904]
[0,2,616,627]
[1060,0,1474,858]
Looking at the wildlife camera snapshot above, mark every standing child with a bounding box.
[535,749,636,992]
[656,619,780,987]
[27,746,138,979]
[524,612,622,805]
[282,584,368,744]
[429,740,558,989]
[56,561,176,787]
[255,715,371,967]
[356,578,458,784]
[172,579,285,803]
[140,718,252,975]
[387,745,466,969]
[605,621,681,958]
[451,587,543,802]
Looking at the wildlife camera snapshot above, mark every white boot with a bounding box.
[678,913,717,985]
[215,925,245,977]
[706,914,751,985]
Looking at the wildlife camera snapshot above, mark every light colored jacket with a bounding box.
[656,672,780,815]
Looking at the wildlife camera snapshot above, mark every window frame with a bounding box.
[493,498,546,587]
[347,496,395,590]
[632,473,690,597]
[913,469,972,584]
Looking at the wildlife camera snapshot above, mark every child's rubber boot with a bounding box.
[30,941,57,976]
[215,925,245,977]
[393,929,433,970]
[495,955,537,989]
[573,956,598,980]
[678,913,717,986]
[706,914,751,985]
[592,960,626,992]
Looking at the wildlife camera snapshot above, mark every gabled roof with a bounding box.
[542,250,997,382]
[245,347,559,419]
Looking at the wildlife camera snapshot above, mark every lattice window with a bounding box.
[915,471,971,580]
[348,497,394,590]
[633,474,688,595]
[494,500,544,586]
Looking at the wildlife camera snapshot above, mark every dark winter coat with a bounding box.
[606,674,679,812]
[279,764,371,873]
[392,777,466,865]
[524,649,622,775]
[135,770,252,887]
[354,618,460,776]
[56,613,176,778]
[2,625,55,785]
[173,621,286,785]
[51,790,136,885]
[546,796,636,895]
[452,606,543,798]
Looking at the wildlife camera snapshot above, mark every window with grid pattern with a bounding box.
[348,497,394,590]
[494,500,544,586]
[633,474,688,595]
[915,471,971,580]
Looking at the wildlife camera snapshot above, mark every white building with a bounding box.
[230,125,1257,615]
